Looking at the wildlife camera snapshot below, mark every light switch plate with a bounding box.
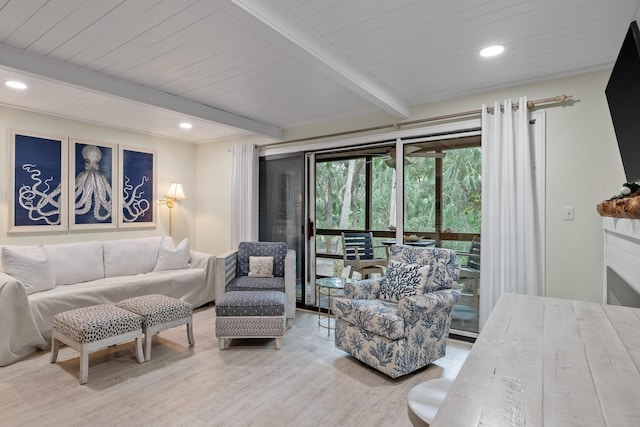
[562,205,575,221]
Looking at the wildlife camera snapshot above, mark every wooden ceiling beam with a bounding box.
[0,43,282,139]
[214,0,410,120]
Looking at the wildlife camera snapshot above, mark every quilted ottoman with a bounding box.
[215,290,285,350]
[116,294,194,361]
[50,304,144,384]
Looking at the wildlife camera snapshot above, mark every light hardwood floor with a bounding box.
[1,305,471,427]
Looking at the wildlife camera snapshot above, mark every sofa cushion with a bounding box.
[226,276,285,292]
[1,246,56,295]
[380,260,429,303]
[153,237,190,272]
[103,236,162,278]
[215,290,285,317]
[237,242,287,277]
[44,241,104,286]
[333,298,405,340]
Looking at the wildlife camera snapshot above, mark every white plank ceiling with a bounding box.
[0,0,638,143]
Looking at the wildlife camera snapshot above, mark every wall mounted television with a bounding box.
[606,20,640,184]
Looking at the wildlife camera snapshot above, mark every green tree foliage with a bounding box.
[314,146,481,254]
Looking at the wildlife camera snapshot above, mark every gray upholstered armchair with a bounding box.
[332,245,460,378]
[215,242,296,324]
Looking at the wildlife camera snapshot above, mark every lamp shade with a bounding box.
[165,182,187,200]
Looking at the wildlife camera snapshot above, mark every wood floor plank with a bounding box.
[0,305,471,427]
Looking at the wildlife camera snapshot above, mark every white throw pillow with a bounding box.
[44,241,105,285]
[1,246,56,295]
[103,236,162,277]
[153,237,190,271]
[248,256,274,278]
[380,260,430,303]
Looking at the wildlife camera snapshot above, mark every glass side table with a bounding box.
[315,277,352,336]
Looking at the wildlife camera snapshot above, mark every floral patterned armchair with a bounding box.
[332,245,460,378]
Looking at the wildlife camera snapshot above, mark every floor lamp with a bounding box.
[159,182,187,236]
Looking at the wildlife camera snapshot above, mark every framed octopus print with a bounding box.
[118,146,156,228]
[69,139,117,230]
[8,129,68,233]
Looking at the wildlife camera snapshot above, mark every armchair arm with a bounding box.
[398,289,461,323]
[343,277,384,299]
[214,250,238,305]
[284,249,296,320]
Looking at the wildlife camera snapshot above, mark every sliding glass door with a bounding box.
[304,134,482,334]
[259,154,305,305]
[401,136,481,334]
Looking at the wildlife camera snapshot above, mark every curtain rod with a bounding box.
[263,94,573,147]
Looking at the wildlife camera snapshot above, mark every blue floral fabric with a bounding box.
[236,242,287,277]
[334,289,459,378]
[343,278,383,300]
[389,244,459,292]
[333,299,405,340]
[380,260,429,303]
[332,245,461,378]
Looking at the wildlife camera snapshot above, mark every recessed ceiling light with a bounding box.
[5,80,27,90]
[179,122,192,129]
[479,45,505,58]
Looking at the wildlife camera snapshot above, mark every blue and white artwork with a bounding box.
[13,133,65,228]
[73,142,114,226]
[121,148,154,225]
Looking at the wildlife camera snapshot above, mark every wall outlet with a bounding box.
[562,205,575,221]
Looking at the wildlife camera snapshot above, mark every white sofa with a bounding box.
[0,236,215,366]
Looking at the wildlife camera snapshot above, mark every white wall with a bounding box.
[197,69,624,304]
[0,106,198,248]
[194,138,235,255]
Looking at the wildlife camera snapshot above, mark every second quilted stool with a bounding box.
[116,294,194,361]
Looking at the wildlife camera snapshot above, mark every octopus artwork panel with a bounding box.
[70,140,117,229]
[8,131,68,232]
[118,147,156,228]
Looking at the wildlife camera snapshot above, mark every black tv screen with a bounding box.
[606,20,640,184]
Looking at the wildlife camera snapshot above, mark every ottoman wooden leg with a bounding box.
[144,326,153,362]
[50,335,60,363]
[275,338,282,350]
[135,335,144,363]
[80,346,89,385]
[187,317,195,347]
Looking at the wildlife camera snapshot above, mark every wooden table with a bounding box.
[432,293,640,426]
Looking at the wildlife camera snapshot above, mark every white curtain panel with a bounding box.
[479,97,543,330]
[230,143,258,248]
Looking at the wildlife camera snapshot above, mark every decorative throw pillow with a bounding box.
[1,245,56,295]
[153,237,190,271]
[248,256,274,277]
[380,260,430,303]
